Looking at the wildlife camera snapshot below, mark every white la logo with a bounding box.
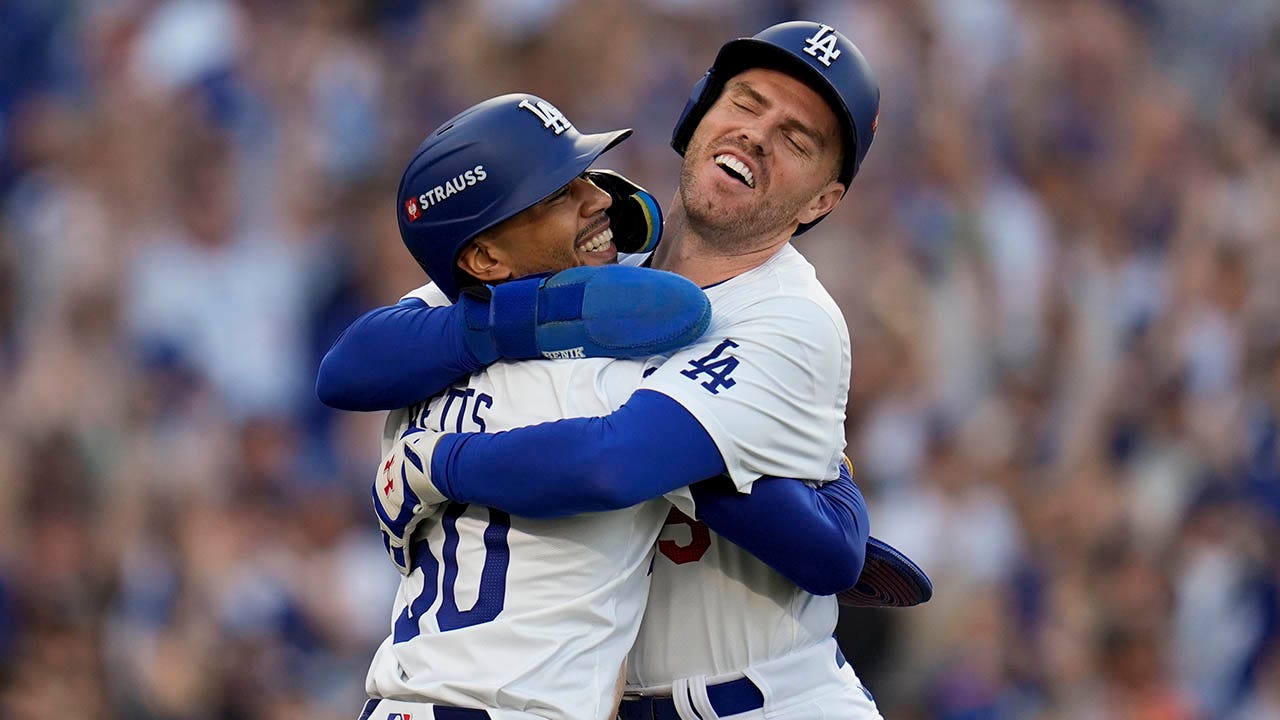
[518,98,573,135]
[802,24,842,67]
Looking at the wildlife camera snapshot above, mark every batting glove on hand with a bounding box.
[373,427,449,575]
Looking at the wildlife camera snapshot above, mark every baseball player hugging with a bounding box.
[319,20,932,720]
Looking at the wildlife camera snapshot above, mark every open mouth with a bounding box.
[577,226,614,253]
[714,153,755,188]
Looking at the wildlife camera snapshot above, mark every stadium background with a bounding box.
[2,0,1279,718]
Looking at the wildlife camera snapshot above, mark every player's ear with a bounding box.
[457,239,514,284]
[796,180,845,226]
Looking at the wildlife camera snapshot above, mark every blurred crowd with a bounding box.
[1,0,1278,718]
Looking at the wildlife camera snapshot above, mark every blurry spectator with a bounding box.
[123,123,319,418]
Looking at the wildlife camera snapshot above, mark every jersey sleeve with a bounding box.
[639,295,848,492]
[663,486,697,518]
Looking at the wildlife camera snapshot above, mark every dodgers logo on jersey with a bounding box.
[802,24,842,67]
[680,338,740,394]
[518,98,573,135]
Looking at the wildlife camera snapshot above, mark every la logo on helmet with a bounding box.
[518,98,573,135]
[802,24,842,67]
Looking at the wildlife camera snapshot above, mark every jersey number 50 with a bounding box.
[394,504,511,640]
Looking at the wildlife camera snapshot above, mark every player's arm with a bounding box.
[688,459,868,596]
[317,265,711,411]
[430,399,868,592]
[427,298,847,515]
[428,390,723,515]
[317,295,483,411]
[412,395,869,594]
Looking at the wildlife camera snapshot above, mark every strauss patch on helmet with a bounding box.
[404,164,489,222]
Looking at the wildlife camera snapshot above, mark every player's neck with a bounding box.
[653,203,792,287]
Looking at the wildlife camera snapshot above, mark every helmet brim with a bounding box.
[837,537,933,608]
[457,127,633,250]
[559,127,633,190]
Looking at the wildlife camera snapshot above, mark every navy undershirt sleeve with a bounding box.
[432,390,726,518]
[690,472,869,595]
[428,379,867,592]
[316,299,483,411]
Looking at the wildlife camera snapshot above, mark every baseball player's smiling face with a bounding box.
[457,175,616,283]
[679,67,845,244]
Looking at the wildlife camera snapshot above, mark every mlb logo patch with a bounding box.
[405,198,421,222]
[387,714,411,720]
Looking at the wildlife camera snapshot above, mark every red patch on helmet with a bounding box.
[405,198,421,222]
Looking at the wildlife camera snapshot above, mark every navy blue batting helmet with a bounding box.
[671,21,880,234]
[398,93,631,300]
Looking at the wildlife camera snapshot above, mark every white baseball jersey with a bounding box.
[620,244,852,689]
[364,284,682,720]
[367,241,856,710]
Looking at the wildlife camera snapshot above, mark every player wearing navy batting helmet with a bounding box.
[667,19,931,612]
[356,93,720,719]
[397,92,663,301]
[672,21,880,235]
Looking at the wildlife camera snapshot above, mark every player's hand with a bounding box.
[457,265,711,364]
[372,427,449,575]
